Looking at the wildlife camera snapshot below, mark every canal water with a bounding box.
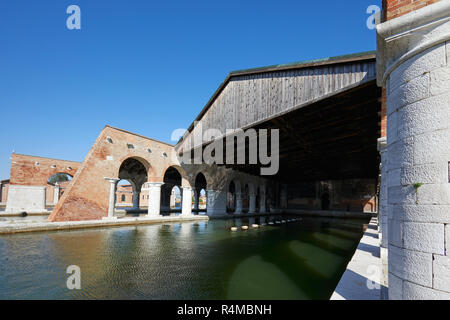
[0,215,369,300]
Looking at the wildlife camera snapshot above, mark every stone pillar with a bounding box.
[146,182,164,216]
[377,136,389,299]
[104,178,119,219]
[132,191,139,209]
[193,189,199,211]
[53,183,60,205]
[206,189,227,216]
[181,186,193,216]
[248,192,256,214]
[260,187,266,213]
[377,137,388,249]
[377,1,450,299]
[235,192,243,214]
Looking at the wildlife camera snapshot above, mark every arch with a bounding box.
[227,179,241,194]
[163,166,182,186]
[115,179,136,208]
[117,155,151,175]
[161,164,190,187]
[169,185,182,209]
[161,165,189,215]
[117,157,149,211]
[193,172,208,214]
[47,172,73,186]
[194,172,207,190]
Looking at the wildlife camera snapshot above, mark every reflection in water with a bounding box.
[0,216,368,299]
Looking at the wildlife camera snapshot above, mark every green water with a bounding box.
[0,215,368,300]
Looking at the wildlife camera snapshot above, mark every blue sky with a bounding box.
[0,0,381,179]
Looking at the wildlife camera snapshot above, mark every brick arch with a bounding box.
[227,178,241,194]
[194,171,208,190]
[161,164,191,187]
[117,155,152,174]
[49,126,178,221]
[47,172,74,185]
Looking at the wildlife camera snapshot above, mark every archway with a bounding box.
[194,172,207,215]
[47,173,73,185]
[115,179,134,208]
[47,173,73,205]
[118,158,148,211]
[162,166,183,216]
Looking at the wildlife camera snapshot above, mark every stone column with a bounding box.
[377,136,389,299]
[377,137,388,249]
[104,178,119,219]
[248,192,256,214]
[260,187,266,213]
[132,191,140,209]
[181,186,193,216]
[53,183,60,205]
[235,192,243,214]
[147,182,164,216]
[193,189,199,211]
[206,189,227,216]
[377,1,450,299]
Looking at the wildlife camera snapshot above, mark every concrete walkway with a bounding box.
[0,214,209,234]
[331,217,384,300]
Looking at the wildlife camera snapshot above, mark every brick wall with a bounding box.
[384,0,441,20]
[48,126,180,221]
[10,154,80,186]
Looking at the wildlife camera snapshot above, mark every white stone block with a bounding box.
[397,92,450,140]
[387,205,395,220]
[403,222,445,255]
[390,43,446,94]
[388,272,403,300]
[433,254,450,292]
[386,138,414,171]
[387,111,399,145]
[430,65,450,97]
[387,73,430,115]
[388,217,403,247]
[401,162,448,186]
[388,245,433,287]
[387,185,415,205]
[5,185,46,213]
[400,205,450,224]
[387,168,401,188]
[403,281,450,300]
[416,184,450,205]
[414,129,450,165]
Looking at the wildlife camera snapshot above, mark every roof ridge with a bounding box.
[230,50,376,75]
